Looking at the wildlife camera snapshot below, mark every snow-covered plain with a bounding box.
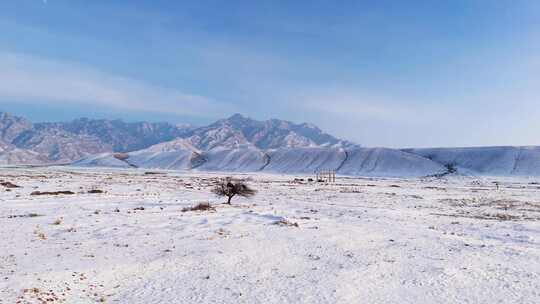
[1,167,540,303]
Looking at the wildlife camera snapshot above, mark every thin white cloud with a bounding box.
[294,88,442,124]
[289,85,540,148]
[0,52,231,117]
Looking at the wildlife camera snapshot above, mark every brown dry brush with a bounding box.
[212,178,257,204]
[0,181,21,188]
[30,191,75,196]
[182,202,215,212]
[87,189,104,194]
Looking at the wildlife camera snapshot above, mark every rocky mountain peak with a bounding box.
[0,111,33,143]
[0,111,358,164]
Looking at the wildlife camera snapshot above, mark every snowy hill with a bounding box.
[339,148,446,177]
[404,146,540,176]
[260,147,443,176]
[197,147,268,172]
[72,153,133,168]
[127,139,203,170]
[263,147,347,174]
[73,139,203,170]
[73,145,447,177]
[74,145,540,177]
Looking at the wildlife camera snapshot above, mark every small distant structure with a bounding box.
[316,169,336,183]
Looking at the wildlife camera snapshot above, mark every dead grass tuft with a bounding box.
[274,219,299,227]
[0,181,21,188]
[30,190,75,196]
[182,202,216,212]
[88,189,104,194]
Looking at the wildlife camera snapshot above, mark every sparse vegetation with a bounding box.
[212,178,257,204]
[274,219,299,227]
[30,190,75,196]
[7,213,42,219]
[0,181,21,188]
[182,202,216,212]
[88,189,104,194]
[144,171,164,175]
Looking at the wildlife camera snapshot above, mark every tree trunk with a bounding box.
[227,195,233,204]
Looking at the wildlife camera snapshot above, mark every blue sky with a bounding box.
[0,0,539,147]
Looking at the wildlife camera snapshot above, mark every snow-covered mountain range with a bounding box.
[0,111,355,163]
[2,111,540,176]
[186,113,357,150]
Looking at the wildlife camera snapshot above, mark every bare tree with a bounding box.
[212,178,257,204]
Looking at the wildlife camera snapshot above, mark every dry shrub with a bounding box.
[274,219,299,227]
[30,191,75,196]
[7,213,42,219]
[212,178,257,204]
[88,189,104,194]
[182,202,215,212]
[0,181,21,188]
[144,171,164,175]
